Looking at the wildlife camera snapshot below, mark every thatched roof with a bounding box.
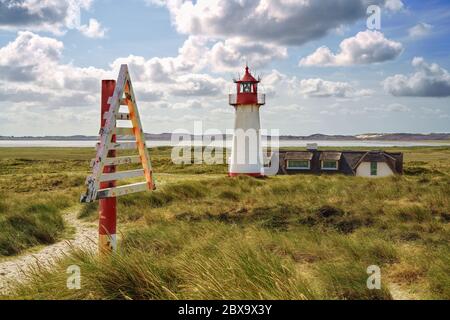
[319,152,342,161]
[284,151,313,161]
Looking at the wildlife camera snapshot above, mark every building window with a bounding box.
[371,161,378,176]
[287,160,310,169]
[322,160,338,170]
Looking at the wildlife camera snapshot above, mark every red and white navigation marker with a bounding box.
[81,64,155,254]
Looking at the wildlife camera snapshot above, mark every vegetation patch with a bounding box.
[1,146,449,300]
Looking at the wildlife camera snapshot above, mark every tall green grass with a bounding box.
[1,146,450,299]
[0,193,70,256]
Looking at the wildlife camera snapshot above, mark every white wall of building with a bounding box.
[356,161,394,178]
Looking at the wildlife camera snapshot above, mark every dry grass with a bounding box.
[0,146,449,299]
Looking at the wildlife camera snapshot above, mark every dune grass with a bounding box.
[0,192,71,256]
[1,146,449,299]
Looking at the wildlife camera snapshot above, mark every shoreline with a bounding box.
[0,140,450,148]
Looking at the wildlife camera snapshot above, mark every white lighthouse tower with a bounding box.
[229,65,266,177]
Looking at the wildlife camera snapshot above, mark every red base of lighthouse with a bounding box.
[228,172,264,178]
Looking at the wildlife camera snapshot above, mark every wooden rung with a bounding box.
[111,142,137,150]
[120,98,129,105]
[104,156,141,166]
[91,155,141,168]
[97,182,149,199]
[116,113,131,120]
[115,127,134,136]
[99,169,144,182]
[96,142,137,151]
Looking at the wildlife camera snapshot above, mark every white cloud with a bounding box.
[384,0,404,12]
[157,0,390,46]
[110,50,228,98]
[171,99,203,110]
[408,23,433,39]
[299,30,403,67]
[0,31,63,81]
[0,31,109,107]
[170,74,227,97]
[208,38,287,72]
[0,31,232,121]
[386,103,411,112]
[383,57,450,97]
[78,18,107,38]
[260,70,372,99]
[298,78,373,98]
[0,0,93,34]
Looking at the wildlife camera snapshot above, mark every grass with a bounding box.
[0,146,449,299]
[0,192,71,257]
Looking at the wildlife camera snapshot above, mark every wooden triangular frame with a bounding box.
[81,64,155,203]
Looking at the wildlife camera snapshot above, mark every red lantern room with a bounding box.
[229,66,265,106]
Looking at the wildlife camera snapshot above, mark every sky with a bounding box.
[0,0,449,136]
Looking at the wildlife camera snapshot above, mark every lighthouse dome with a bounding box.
[239,66,258,83]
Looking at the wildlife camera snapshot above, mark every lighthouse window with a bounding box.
[242,83,252,93]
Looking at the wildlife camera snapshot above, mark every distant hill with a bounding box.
[1,133,449,141]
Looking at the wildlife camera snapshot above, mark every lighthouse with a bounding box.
[229,65,266,177]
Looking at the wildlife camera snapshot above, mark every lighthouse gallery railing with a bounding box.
[228,94,266,105]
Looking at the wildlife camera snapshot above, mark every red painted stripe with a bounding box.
[99,80,117,236]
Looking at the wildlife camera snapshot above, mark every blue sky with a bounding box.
[0,0,449,136]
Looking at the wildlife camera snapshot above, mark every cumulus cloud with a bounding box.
[110,52,227,98]
[383,57,450,97]
[155,0,393,46]
[298,78,373,98]
[0,0,93,34]
[170,74,227,97]
[384,0,404,12]
[0,31,109,107]
[0,31,229,115]
[208,38,287,72]
[408,23,433,39]
[260,70,372,99]
[78,18,107,38]
[299,30,403,67]
[0,31,63,82]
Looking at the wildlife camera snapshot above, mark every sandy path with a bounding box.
[387,282,417,300]
[0,208,97,295]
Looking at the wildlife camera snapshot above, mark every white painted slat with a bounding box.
[115,127,134,136]
[100,169,144,182]
[116,113,131,120]
[97,142,137,151]
[112,142,137,150]
[96,182,149,199]
[104,156,141,166]
[90,156,141,168]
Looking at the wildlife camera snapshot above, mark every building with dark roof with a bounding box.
[277,146,403,177]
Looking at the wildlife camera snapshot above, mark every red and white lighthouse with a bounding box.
[229,66,266,177]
